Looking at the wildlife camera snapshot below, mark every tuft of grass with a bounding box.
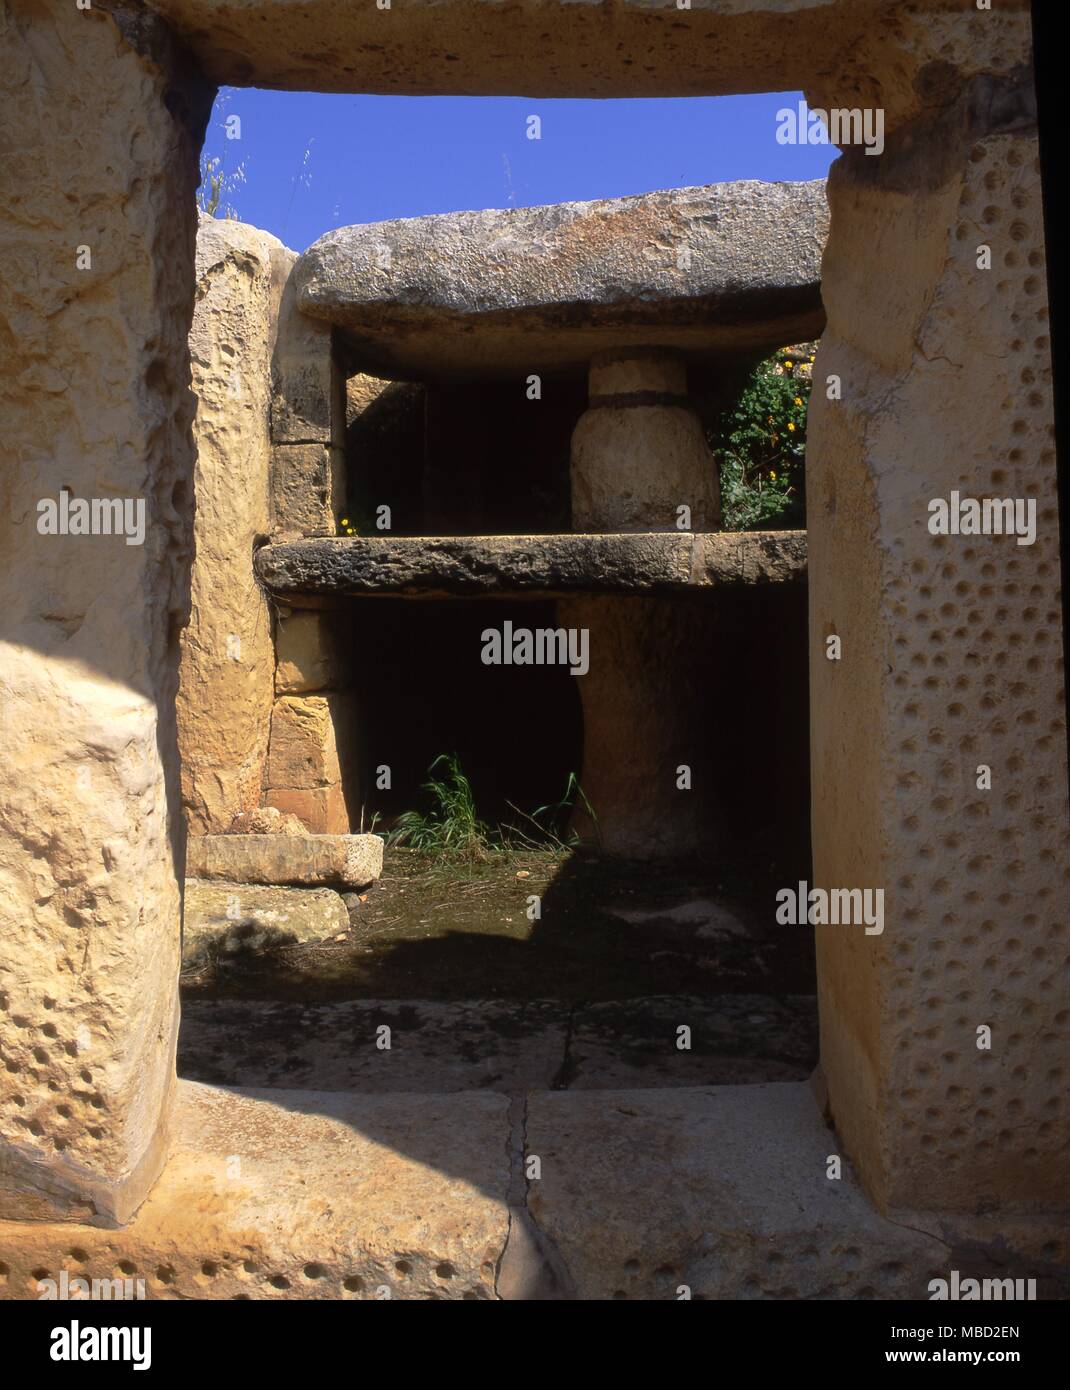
[506,771,600,852]
[387,754,491,859]
[387,756,595,860]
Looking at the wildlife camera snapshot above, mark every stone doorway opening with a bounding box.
[180,172,825,1100]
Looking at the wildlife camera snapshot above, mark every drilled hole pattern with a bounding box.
[0,986,118,1167]
[876,134,1067,1204]
[0,1246,494,1301]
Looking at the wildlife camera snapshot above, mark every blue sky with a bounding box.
[202,90,834,252]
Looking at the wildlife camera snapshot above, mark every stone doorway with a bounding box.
[1,0,1064,1303]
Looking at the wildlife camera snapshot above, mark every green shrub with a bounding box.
[711,343,816,531]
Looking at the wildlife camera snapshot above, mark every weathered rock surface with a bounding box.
[0,0,210,1224]
[186,834,383,888]
[177,996,818,1092]
[292,181,827,379]
[255,531,806,603]
[177,215,295,836]
[0,1081,510,1299]
[525,1083,950,1300]
[140,0,957,125]
[808,125,1069,1215]
[275,609,345,693]
[182,881,349,969]
[560,594,718,857]
[572,351,720,532]
[225,806,306,835]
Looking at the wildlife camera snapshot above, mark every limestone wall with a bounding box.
[177,215,294,835]
[0,0,210,1223]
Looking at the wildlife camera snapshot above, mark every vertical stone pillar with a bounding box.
[560,596,716,857]
[177,216,293,835]
[570,350,719,533]
[267,256,353,829]
[563,350,720,856]
[264,609,356,834]
[807,58,1068,1214]
[270,281,346,538]
[0,2,210,1222]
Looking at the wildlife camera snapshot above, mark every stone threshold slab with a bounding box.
[1,1080,1013,1301]
[0,1081,510,1299]
[186,834,383,888]
[256,531,806,604]
[177,995,818,1093]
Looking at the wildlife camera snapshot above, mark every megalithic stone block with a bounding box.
[186,834,383,888]
[178,215,295,837]
[290,180,828,380]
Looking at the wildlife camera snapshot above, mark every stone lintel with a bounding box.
[254,532,807,604]
[292,181,828,380]
[141,0,991,115]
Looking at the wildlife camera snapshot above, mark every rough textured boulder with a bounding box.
[293,181,828,379]
[182,881,349,968]
[177,215,295,835]
[224,806,306,836]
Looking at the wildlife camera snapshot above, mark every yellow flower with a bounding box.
[770,470,778,480]
[788,422,796,432]
[794,397,803,406]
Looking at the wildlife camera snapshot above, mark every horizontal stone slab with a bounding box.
[293,181,827,378]
[2,1080,999,1301]
[1,1079,1050,1299]
[526,1083,950,1300]
[255,531,806,603]
[177,995,818,1092]
[182,881,349,969]
[0,1080,509,1299]
[142,2,894,102]
[186,833,383,888]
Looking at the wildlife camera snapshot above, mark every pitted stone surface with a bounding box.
[525,1083,952,1300]
[0,0,209,1224]
[807,125,1069,1215]
[0,1081,510,1299]
[292,181,827,379]
[255,531,807,602]
[186,834,383,888]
